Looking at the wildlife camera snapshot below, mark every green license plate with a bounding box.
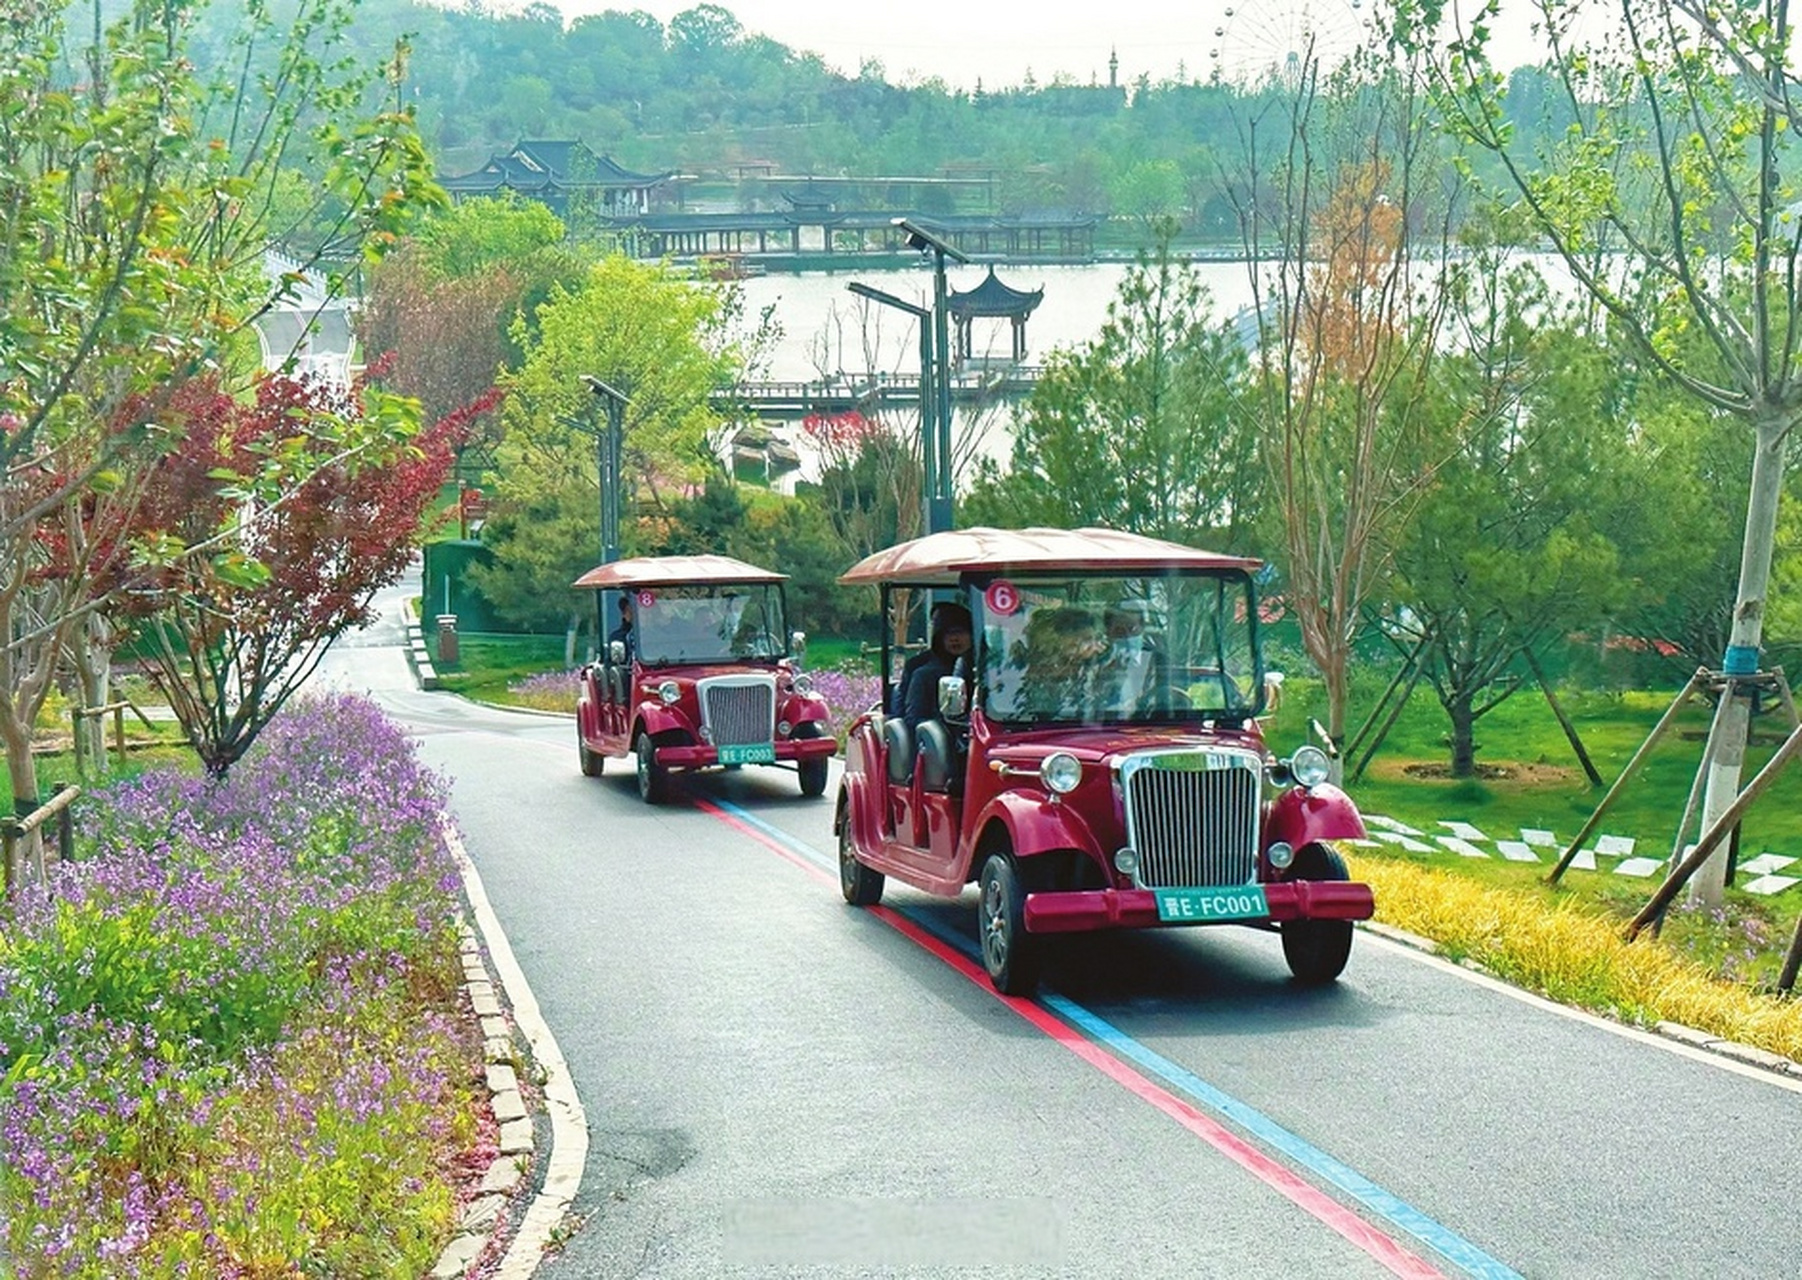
[718,742,775,765]
[1154,886,1270,923]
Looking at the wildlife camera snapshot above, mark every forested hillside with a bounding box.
[159,0,1577,225]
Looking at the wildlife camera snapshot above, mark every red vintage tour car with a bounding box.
[835,527,1375,995]
[573,555,835,803]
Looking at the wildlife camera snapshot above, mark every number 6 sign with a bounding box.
[984,580,1019,617]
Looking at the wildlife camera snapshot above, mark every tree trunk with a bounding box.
[1448,695,1477,778]
[1692,412,1788,906]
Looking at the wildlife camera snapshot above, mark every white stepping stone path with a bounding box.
[1437,836,1490,858]
[1743,875,1800,896]
[1439,820,1490,842]
[1365,814,1424,836]
[1614,857,1666,878]
[1566,849,1598,871]
[1738,853,1796,876]
[1594,834,1637,857]
[1373,830,1436,854]
[1496,840,1541,863]
[1520,828,1559,847]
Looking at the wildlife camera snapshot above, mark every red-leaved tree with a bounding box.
[114,370,501,775]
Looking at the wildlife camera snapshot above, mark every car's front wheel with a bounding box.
[839,814,884,906]
[1280,842,1355,985]
[578,722,603,777]
[635,733,669,805]
[978,850,1039,996]
[795,722,829,798]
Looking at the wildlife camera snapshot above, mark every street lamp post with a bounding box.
[845,281,936,535]
[894,218,968,535]
[581,375,628,565]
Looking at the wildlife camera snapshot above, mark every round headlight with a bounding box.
[1039,752,1082,795]
[657,680,681,706]
[792,673,814,696]
[1266,840,1295,870]
[1289,745,1331,788]
[777,719,793,737]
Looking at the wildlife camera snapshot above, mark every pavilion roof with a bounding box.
[947,267,1044,318]
[440,140,671,192]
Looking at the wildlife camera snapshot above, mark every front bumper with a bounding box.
[1022,881,1375,935]
[653,736,838,768]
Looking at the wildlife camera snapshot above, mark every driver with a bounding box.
[1101,601,1161,709]
[608,596,635,660]
[1015,607,1107,720]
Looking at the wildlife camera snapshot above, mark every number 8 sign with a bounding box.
[984,580,1019,617]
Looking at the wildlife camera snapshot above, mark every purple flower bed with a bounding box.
[0,693,479,1276]
[810,664,882,739]
[509,668,577,713]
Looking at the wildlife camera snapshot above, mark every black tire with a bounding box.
[795,722,829,798]
[635,733,669,805]
[978,851,1040,996]
[578,724,604,778]
[839,814,884,906]
[1281,842,1355,985]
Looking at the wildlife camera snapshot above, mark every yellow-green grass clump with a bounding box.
[1349,854,1802,1064]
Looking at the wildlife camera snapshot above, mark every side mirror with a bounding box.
[937,674,968,720]
[609,640,626,665]
[1263,670,1286,709]
[790,630,807,664]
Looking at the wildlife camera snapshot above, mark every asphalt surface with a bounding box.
[317,579,1802,1279]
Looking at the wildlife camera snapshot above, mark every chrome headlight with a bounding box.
[1288,745,1331,788]
[657,680,681,706]
[1039,752,1082,795]
[1266,840,1295,870]
[792,673,814,696]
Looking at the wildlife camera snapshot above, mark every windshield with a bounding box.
[633,583,787,665]
[976,572,1261,724]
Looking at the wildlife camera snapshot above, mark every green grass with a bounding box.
[430,631,569,706]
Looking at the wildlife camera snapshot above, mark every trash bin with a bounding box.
[436,614,459,666]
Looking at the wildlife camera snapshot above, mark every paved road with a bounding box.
[318,580,1802,1279]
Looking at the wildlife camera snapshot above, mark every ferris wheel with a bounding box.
[1207,0,1377,88]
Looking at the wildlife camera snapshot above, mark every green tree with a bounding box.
[471,256,762,638]
[964,229,1259,550]
[1387,269,1626,776]
[1401,0,1802,901]
[0,0,434,815]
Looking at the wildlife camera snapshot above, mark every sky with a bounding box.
[547,0,1562,91]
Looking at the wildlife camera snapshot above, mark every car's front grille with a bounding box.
[699,676,776,746]
[1120,749,1261,888]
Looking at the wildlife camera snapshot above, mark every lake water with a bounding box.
[731,259,1263,485]
[737,260,1262,381]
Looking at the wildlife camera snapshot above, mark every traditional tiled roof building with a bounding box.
[439,140,670,216]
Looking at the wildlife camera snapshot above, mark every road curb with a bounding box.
[430,827,588,1280]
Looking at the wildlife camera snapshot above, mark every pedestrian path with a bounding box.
[1356,814,1800,896]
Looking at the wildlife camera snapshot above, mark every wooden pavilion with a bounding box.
[439,140,670,217]
[946,267,1045,363]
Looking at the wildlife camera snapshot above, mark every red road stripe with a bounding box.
[693,798,1444,1280]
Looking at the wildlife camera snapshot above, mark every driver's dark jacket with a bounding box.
[901,650,959,732]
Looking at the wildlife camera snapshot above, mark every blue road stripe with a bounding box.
[711,798,1521,1280]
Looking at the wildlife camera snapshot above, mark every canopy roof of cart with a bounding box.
[838,527,1260,588]
[573,554,786,589]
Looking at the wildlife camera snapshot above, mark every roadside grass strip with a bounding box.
[1350,856,1802,1062]
[699,796,1500,1280]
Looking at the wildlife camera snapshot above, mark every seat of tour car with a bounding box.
[883,716,915,785]
[913,719,961,793]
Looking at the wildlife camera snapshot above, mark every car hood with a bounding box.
[984,722,1267,767]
